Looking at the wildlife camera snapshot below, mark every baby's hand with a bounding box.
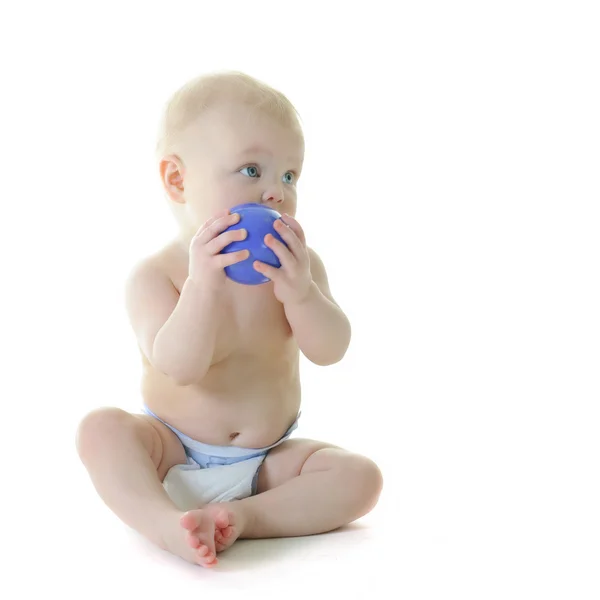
[254,214,312,305]
[189,210,249,289]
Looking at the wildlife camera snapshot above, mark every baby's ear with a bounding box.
[159,154,186,203]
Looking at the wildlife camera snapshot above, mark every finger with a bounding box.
[196,212,241,244]
[281,214,306,245]
[218,249,250,268]
[253,261,282,281]
[273,219,305,258]
[206,227,247,255]
[194,209,230,238]
[264,233,295,270]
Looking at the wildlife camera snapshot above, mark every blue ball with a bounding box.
[221,203,287,285]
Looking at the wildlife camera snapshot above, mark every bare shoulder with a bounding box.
[126,241,186,292]
[126,245,172,294]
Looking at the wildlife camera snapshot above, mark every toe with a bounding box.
[180,512,202,531]
[187,532,201,548]
[201,552,217,566]
[213,510,230,529]
[221,526,234,538]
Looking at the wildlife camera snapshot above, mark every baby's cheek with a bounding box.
[202,181,236,211]
[283,196,298,215]
[221,180,249,207]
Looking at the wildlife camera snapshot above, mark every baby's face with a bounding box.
[181,102,304,227]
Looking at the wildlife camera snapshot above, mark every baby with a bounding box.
[76,72,383,568]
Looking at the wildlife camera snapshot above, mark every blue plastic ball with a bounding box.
[221,203,287,285]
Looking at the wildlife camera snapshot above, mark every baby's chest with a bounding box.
[216,286,292,357]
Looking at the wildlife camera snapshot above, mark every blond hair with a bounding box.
[156,71,301,159]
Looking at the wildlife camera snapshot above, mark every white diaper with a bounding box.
[163,455,266,511]
[141,406,301,511]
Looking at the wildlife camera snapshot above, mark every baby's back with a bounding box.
[137,241,301,448]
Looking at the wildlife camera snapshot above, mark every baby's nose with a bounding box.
[262,185,284,204]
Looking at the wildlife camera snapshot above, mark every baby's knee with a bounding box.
[348,455,384,514]
[76,407,132,460]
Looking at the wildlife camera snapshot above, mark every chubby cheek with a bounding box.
[189,180,240,219]
[281,195,297,217]
[212,178,252,210]
[225,183,251,208]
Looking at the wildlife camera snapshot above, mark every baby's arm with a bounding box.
[253,215,351,366]
[125,262,223,385]
[126,211,248,386]
[284,248,351,366]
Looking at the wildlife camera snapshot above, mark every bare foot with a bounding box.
[161,504,245,566]
[202,504,241,553]
[162,509,219,567]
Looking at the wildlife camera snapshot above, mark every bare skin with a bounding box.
[76,89,383,567]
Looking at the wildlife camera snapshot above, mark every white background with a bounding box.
[1,1,599,598]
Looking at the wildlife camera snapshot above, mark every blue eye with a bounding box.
[283,171,295,184]
[240,165,260,178]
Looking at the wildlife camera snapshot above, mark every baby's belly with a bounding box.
[140,354,301,448]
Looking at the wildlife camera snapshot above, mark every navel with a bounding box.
[229,432,240,441]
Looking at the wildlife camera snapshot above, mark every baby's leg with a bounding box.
[226,439,383,539]
[76,407,227,567]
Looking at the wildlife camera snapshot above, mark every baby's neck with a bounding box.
[176,225,195,249]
